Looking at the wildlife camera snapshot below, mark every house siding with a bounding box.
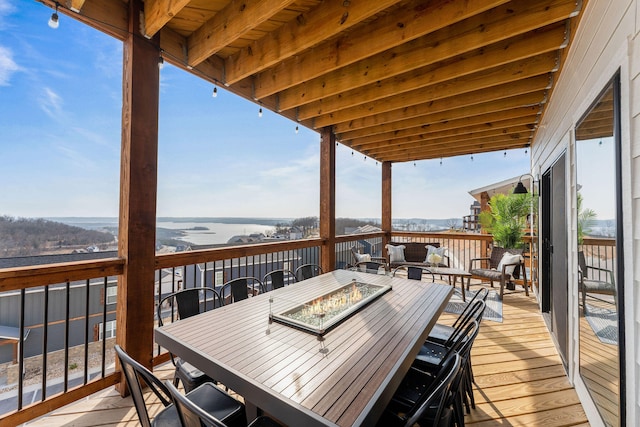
[530,0,638,425]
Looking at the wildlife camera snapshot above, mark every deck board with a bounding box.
[23,286,590,426]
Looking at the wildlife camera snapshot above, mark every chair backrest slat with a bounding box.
[165,381,228,427]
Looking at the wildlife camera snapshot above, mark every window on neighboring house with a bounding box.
[214,271,224,286]
[106,286,117,305]
[98,320,116,340]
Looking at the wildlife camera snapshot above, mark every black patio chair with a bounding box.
[220,276,264,305]
[414,320,481,417]
[377,352,462,427]
[114,345,246,427]
[157,287,221,392]
[262,269,297,291]
[294,264,323,281]
[165,380,281,427]
[392,265,435,282]
[427,288,488,345]
[354,260,387,274]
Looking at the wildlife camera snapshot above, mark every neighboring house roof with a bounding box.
[468,175,531,203]
[351,224,382,234]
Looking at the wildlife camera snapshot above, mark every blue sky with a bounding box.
[0,1,531,221]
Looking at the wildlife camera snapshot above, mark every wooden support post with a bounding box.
[382,161,392,251]
[320,127,336,273]
[116,0,159,394]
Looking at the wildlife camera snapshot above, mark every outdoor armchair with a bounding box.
[467,247,528,300]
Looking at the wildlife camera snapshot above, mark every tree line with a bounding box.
[0,216,115,257]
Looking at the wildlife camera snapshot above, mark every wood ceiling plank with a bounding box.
[187,0,298,67]
[69,0,86,12]
[254,0,511,99]
[325,74,550,132]
[268,0,578,107]
[335,93,544,138]
[364,125,535,157]
[380,137,532,163]
[295,25,565,119]
[224,0,403,84]
[144,0,192,37]
[311,53,556,128]
[352,116,538,151]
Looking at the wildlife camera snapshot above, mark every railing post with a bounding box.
[116,0,159,395]
[320,127,336,272]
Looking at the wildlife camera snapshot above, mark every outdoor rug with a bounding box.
[584,304,618,345]
[444,288,502,323]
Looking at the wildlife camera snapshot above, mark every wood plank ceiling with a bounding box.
[52,0,584,163]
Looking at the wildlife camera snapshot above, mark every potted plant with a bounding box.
[479,193,532,249]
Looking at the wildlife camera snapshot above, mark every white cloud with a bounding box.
[0,45,20,85]
[39,87,64,118]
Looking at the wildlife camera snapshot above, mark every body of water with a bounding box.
[48,217,288,245]
[157,220,275,245]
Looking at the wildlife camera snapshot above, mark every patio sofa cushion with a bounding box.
[425,245,447,264]
[353,252,372,263]
[386,244,406,263]
[386,242,446,269]
[497,252,523,276]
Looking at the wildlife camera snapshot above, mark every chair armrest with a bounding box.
[500,259,524,277]
[586,265,615,284]
[468,257,490,271]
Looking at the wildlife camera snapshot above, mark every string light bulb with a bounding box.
[440,158,443,166]
[48,3,60,29]
[158,56,164,69]
[504,151,507,157]
[258,107,263,118]
[212,87,217,98]
[351,150,354,156]
[295,125,299,134]
[470,155,474,162]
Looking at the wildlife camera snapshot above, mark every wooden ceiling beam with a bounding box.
[311,53,556,128]
[187,0,297,68]
[158,27,291,125]
[381,137,533,163]
[328,74,551,133]
[296,25,564,120]
[254,0,513,99]
[269,0,578,108]
[335,92,544,138]
[352,116,538,151]
[363,125,534,157]
[224,0,404,84]
[143,0,191,37]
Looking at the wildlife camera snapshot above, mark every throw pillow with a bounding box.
[497,252,522,276]
[424,245,447,264]
[386,244,406,263]
[354,252,371,262]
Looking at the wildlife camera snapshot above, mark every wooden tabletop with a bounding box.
[155,269,452,427]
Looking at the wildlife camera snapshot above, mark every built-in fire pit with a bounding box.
[269,279,391,336]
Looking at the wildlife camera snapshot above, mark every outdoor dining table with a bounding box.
[155,269,453,427]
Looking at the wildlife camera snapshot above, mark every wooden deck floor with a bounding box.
[24,286,590,427]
